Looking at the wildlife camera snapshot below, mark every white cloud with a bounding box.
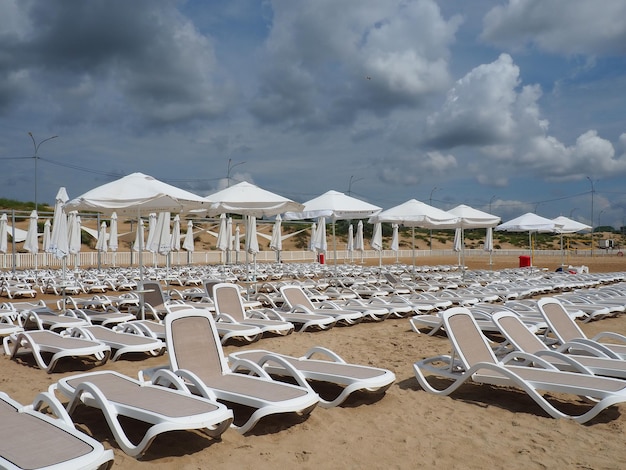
[481,0,626,56]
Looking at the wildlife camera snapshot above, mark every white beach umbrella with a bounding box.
[149,211,171,256]
[67,211,82,268]
[227,217,233,252]
[49,187,70,260]
[23,210,39,255]
[309,223,317,252]
[245,215,259,255]
[312,216,327,253]
[390,223,399,263]
[497,212,560,265]
[284,190,381,266]
[109,212,118,252]
[0,213,7,254]
[43,219,51,252]
[170,215,181,251]
[347,224,354,262]
[145,213,158,253]
[448,204,501,269]
[216,213,229,252]
[182,219,195,251]
[95,221,108,253]
[234,224,241,263]
[484,226,494,268]
[355,220,364,263]
[371,222,383,268]
[133,219,145,252]
[270,214,282,262]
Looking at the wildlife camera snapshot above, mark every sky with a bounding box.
[1,0,626,228]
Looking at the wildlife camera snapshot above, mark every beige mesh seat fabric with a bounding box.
[229,347,395,408]
[3,330,111,373]
[413,307,626,423]
[0,391,114,469]
[150,308,319,434]
[53,370,233,458]
[213,283,294,336]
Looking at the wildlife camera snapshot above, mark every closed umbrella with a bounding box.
[390,223,399,263]
[23,210,39,256]
[133,218,145,253]
[269,214,282,262]
[67,211,82,269]
[245,215,259,281]
[0,213,7,254]
[170,214,181,251]
[42,219,51,266]
[95,221,108,253]
[109,212,118,266]
[347,224,354,262]
[234,224,241,263]
[145,213,158,253]
[453,227,462,266]
[309,223,317,252]
[371,221,383,268]
[355,220,364,263]
[182,219,195,264]
[227,216,233,263]
[48,187,70,260]
[312,216,327,261]
[484,227,494,268]
[216,213,229,265]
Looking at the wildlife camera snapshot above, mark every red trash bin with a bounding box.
[318,253,325,264]
[519,255,531,268]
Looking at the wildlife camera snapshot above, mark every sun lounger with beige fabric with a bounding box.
[66,325,166,361]
[280,285,363,326]
[145,308,319,434]
[213,283,294,336]
[0,390,114,469]
[51,370,233,458]
[229,347,395,407]
[538,297,626,359]
[413,307,626,423]
[3,330,111,373]
[492,311,626,379]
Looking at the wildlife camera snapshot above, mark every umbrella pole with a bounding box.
[411,227,416,277]
[333,221,337,271]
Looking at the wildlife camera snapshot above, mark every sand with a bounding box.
[3,256,626,469]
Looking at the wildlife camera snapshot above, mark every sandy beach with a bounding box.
[3,256,626,469]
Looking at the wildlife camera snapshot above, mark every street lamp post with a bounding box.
[587,177,595,257]
[569,207,579,219]
[489,195,496,214]
[226,158,246,187]
[29,132,58,212]
[347,175,364,196]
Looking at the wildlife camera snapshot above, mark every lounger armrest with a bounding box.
[66,309,89,321]
[170,368,219,401]
[303,346,346,363]
[251,354,315,391]
[31,391,74,426]
[564,338,622,359]
[229,358,273,380]
[533,350,596,374]
[214,313,238,323]
[289,304,315,314]
[498,351,560,371]
[591,331,626,344]
[143,368,196,394]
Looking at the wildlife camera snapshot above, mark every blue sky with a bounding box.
[1,0,626,228]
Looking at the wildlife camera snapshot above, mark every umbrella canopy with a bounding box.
[48,187,69,260]
[23,210,39,254]
[206,181,303,217]
[552,216,591,234]
[270,215,282,252]
[182,220,195,252]
[109,213,118,252]
[0,213,7,254]
[496,213,558,233]
[447,204,500,228]
[369,199,458,228]
[95,221,108,253]
[65,172,209,215]
[284,190,381,221]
